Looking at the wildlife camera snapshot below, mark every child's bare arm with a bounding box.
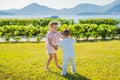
[55,45,58,48]
[48,38,58,50]
[54,45,58,50]
[48,37,54,47]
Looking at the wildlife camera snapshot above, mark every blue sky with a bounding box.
[0,0,115,10]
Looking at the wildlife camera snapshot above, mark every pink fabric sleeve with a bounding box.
[46,32,51,39]
[58,32,62,38]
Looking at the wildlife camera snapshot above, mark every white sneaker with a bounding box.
[71,70,76,74]
[73,72,76,74]
[61,73,66,76]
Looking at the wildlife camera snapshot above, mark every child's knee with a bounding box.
[52,53,56,56]
[49,55,53,59]
[50,56,53,59]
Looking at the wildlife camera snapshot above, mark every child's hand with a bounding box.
[53,45,58,50]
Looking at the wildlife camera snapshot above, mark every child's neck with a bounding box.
[63,36,69,39]
[51,31,56,33]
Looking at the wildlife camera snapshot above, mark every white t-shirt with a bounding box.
[58,38,76,57]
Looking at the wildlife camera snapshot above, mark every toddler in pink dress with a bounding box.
[45,21,62,70]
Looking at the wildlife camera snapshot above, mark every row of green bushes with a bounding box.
[0,18,74,27]
[0,25,44,42]
[0,18,120,42]
[0,18,119,27]
[59,24,120,40]
[79,18,119,25]
[0,24,120,42]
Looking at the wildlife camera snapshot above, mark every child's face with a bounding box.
[51,25,58,32]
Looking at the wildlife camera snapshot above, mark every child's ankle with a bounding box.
[45,67,49,71]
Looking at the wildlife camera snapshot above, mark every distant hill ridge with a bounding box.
[0,0,120,15]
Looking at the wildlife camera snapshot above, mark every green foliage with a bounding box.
[98,24,117,39]
[39,26,48,37]
[117,27,120,40]
[14,36,21,42]
[4,35,11,42]
[36,35,41,42]
[117,27,120,34]
[59,23,118,40]
[0,27,2,37]
[79,18,119,26]
[0,18,74,27]
[0,18,119,42]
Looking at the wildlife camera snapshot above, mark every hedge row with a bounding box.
[0,18,119,27]
[79,18,119,25]
[0,18,74,27]
[0,24,120,42]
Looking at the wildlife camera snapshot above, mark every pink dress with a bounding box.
[46,31,61,54]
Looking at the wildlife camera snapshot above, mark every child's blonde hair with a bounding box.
[48,21,59,30]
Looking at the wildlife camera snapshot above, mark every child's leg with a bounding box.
[45,54,52,70]
[52,53,61,68]
[62,57,68,75]
[70,57,76,73]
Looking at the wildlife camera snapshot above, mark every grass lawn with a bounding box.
[0,40,120,80]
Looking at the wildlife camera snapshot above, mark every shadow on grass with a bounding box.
[63,73,90,80]
[0,39,119,44]
[77,38,120,43]
[49,70,90,80]
[0,41,44,44]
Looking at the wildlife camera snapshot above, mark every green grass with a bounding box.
[0,40,120,80]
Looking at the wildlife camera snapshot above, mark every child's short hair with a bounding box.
[63,29,70,36]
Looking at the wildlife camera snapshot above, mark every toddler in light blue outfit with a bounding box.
[57,29,76,76]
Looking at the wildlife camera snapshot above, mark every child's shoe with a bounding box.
[61,73,66,76]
